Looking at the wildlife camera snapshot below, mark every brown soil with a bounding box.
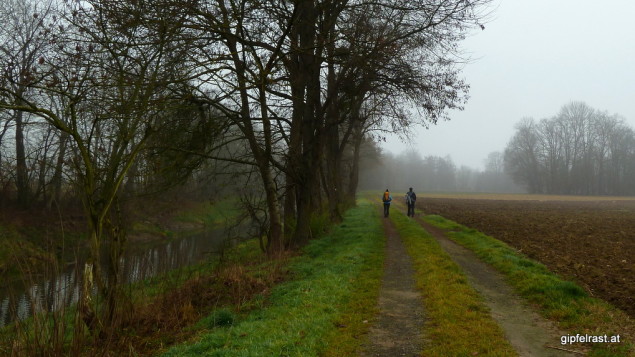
[417,218,579,356]
[361,211,425,356]
[421,197,635,318]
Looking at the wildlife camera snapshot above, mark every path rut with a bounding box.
[360,212,425,356]
[416,217,581,357]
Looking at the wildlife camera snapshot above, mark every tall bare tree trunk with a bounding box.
[15,110,29,207]
[347,121,364,200]
[218,8,286,254]
[290,0,321,248]
[259,163,284,254]
[324,38,343,222]
[284,22,304,248]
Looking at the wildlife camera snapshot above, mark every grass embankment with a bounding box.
[424,214,635,356]
[160,199,385,356]
[389,210,517,356]
[0,239,272,356]
[3,200,384,355]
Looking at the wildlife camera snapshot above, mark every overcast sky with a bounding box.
[384,0,635,170]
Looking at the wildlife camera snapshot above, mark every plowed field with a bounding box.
[420,195,635,318]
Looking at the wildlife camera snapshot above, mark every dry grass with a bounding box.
[102,256,291,356]
[3,242,293,357]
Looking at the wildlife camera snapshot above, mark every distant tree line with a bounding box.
[504,102,635,195]
[359,149,523,194]
[0,0,490,338]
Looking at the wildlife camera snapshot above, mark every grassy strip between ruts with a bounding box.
[390,210,517,356]
[160,199,385,357]
[423,214,635,357]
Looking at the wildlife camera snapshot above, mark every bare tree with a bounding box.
[505,102,635,195]
[504,118,542,193]
[0,0,59,206]
[177,0,492,250]
[0,0,210,335]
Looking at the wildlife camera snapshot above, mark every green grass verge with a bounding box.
[160,200,385,357]
[423,214,635,357]
[390,210,517,356]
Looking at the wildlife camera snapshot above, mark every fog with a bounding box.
[383,0,635,170]
[358,150,524,194]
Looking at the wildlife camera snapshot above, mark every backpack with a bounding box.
[383,191,390,202]
[406,191,416,204]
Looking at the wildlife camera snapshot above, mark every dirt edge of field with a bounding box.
[417,217,580,356]
[420,196,635,318]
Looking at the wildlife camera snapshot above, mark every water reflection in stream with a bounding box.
[0,229,233,328]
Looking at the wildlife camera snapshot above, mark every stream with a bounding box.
[0,228,237,328]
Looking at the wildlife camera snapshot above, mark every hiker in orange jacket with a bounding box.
[382,189,392,217]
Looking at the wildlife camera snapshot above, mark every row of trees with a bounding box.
[360,150,522,193]
[1,0,490,340]
[504,102,635,195]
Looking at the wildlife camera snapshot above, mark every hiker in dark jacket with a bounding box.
[382,189,392,217]
[405,187,417,217]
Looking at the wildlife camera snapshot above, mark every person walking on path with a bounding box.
[406,187,417,217]
[382,189,393,217]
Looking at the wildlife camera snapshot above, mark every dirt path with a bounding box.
[421,197,635,318]
[416,217,580,357]
[360,213,425,356]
